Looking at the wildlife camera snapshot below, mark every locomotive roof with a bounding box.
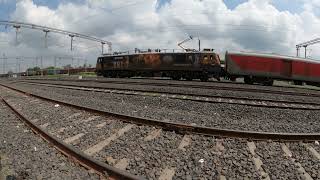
[100,51,217,57]
[227,51,320,64]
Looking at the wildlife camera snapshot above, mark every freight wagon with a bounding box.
[225,51,320,86]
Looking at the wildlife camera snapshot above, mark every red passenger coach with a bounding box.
[225,51,320,86]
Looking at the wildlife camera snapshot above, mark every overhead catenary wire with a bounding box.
[0,20,112,53]
[70,0,151,25]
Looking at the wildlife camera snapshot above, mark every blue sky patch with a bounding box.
[223,0,248,10]
[271,0,303,14]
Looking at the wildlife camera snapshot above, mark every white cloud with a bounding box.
[1,0,320,73]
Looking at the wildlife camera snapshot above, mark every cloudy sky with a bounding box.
[0,0,320,73]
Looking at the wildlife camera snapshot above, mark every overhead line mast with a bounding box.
[0,20,112,54]
[296,38,320,58]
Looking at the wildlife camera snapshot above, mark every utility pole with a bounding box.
[13,25,21,46]
[15,57,18,75]
[15,57,20,77]
[304,45,307,58]
[54,56,56,75]
[2,53,6,75]
[35,56,38,68]
[41,56,43,76]
[296,38,320,58]
[59,57,62,74]
[85,58,87,72]
[18,60,21,76]
[68,57,70,76]
[101,42,105,54]
[43,30,50,48]
[26,62,28,77]
[0,21,112,54]
[69,34,75,51]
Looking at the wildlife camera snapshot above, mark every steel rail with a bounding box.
[0,96,143,180]
[14,80,320,111]
[20,78,320,98]
[1,83,320,141]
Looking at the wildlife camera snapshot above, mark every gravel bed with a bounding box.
[4,82,320,133]
[15,79,320,104]
[1,81,318,179]
[173,136,260,180]
[96,125,182,179]
[20,76,320,94]
[0,88,75,126]
[0,86,128,151]
[98,127,260,179]
[1,84,247,179]
[76,121,128,152]
[217,138,260,179]
[255,141,300,179]
[0,101,100,179]
[54,116,113,140]
[310,142,320,155]
[287,143,320,179]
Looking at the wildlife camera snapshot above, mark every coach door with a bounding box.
[281,59,292,77]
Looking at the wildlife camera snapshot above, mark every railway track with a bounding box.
[11,80,320,111]
[0,83,319,179]
[21,78,320,98]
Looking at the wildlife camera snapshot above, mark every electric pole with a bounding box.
[2,53,6,75]
[41,56,43,76]
[85,58,87,72]
[101,42,105,54]
[69,34,75,51]
[54,56,57,75]
[43,29,50,48]
[13,25,20,46]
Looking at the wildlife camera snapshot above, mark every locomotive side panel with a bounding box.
[99,52,220,71]
[96,51,221,81]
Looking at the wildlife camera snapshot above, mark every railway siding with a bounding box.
[3,81,320,134]
[0,83,319,179]
[16,81,320,110]
[16,79,320,105]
